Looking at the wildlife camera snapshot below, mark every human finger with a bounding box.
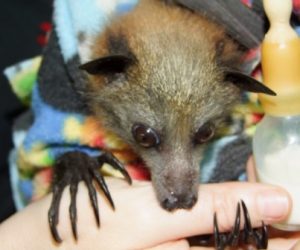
[95,180,292,249]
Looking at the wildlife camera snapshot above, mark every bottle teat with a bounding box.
[260,0,300,116]
[264,0,292,23]
[263,0,297,42]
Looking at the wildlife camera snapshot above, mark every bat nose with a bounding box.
[161,192,197,211]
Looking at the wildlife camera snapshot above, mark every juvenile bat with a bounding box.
[42,0,274,248]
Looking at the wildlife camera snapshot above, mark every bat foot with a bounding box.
[48,151,131,242]
[189,201,268,250]
[214,200,268,250]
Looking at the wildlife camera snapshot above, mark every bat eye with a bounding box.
[194,123,215,144]
[132,123,160,148]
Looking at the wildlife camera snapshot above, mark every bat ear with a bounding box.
[225,70,276,96]
[79,55,135,75]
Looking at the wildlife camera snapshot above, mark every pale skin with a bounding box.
[0,158,299,250]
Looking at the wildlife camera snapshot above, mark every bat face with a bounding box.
[85,53,240,210]
[86,61,240,210]
[79,0,271,210]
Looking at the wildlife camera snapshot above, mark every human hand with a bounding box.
[62,177,294,250]
[0,175,292,250]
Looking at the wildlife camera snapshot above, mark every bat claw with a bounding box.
[211,201,268,249]
[48,185,63,243]
[97,151,132,185]
[69,181,78,240]
[48,151,127,242]
[214,212,225,250]
[84,172,100,226]
[256,221,268,249]
[213,202,241,250]
[48,208,63,243]
[91,168,115,210]
[262,221,268,248]
[241,200,268,249]
[227,202,241,246]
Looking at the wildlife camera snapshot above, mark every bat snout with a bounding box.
[161,192,197,211]
[155,166,199,211]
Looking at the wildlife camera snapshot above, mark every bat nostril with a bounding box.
[185,194,197,208]
[161,194,179,211]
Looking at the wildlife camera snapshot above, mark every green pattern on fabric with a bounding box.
[6,57,41,105]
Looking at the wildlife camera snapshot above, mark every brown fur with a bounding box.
[83,0,244,210]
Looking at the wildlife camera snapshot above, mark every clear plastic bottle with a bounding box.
[253,115,300,230]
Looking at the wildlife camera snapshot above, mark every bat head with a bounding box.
[79,0,274,210]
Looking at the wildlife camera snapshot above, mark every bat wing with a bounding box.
[174,0,265,49]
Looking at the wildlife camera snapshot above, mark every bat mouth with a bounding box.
[161,192,197,211]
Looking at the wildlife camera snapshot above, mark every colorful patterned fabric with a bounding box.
[6,57,150,208]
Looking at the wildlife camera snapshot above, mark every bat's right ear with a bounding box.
[225,70,276,96]
[79,55,135,75]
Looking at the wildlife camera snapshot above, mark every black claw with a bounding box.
[84,174,100,226]
[213,213,220,249]
[97,151,132,185]
[69,182,78,240]
[258,221,268,249]
[92,168,115,209]
[48,186,63,243]
[214,213,226,250]
[241,200,254,243]
[241,200,268,249]
[252,221,268,249]
[227,202,241,246]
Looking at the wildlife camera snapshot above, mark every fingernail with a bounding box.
[257,189,290,220]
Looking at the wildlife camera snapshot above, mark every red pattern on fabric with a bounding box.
[37,22,52,46]
[294,0,300,13]
[252,113,264,124]
[241,0,252,7]
[92,137,106,148]
[126,163,151,181]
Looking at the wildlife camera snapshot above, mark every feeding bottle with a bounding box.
[253,0,300,230]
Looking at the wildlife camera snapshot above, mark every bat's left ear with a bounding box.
[79,55,135,75]
[225,70,276,96]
